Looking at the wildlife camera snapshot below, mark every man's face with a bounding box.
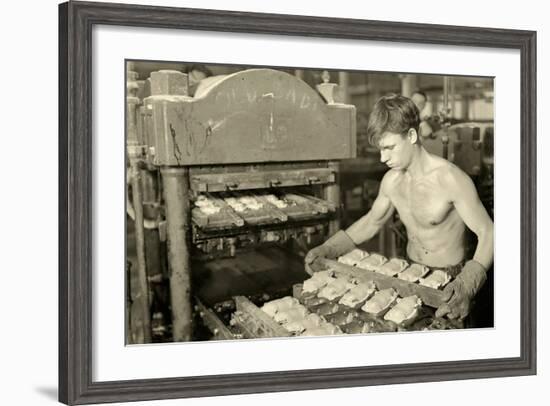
[378,131,415,170]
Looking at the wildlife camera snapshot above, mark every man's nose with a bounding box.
[380,151,388,163]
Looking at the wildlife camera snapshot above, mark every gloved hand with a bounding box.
[435,260,487,320]
[304,230,356,275]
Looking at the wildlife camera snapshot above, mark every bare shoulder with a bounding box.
[380,169,403,193]
[432,158,475,194]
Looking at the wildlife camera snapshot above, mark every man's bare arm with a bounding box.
[445,166,494,269]
[346,173,396,245]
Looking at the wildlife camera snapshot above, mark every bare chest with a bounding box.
[390,176,453,227]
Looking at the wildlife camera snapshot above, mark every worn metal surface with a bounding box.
[190,167,335,192]
[150,70,187,96]
[161,167,193,342]
[448,123,494,176]
[232,296,291,338]
[127,68,152,344]
[191,193,245,230]
[195,298,235,340]
[191,192,335,233]
[192,223,327,258]
[323,161,341,236]
[144,69,356,166]
[129,164,152,343]
[126,70,140,146]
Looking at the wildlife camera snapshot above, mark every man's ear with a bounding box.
[407,128,418,144]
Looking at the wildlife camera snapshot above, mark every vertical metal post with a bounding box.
[161,167,192,342]
[127,70,140,147]
[400,74,417,98]
[129,164,152,343]
[125,260,134,344]
[338,72,350,104]
[443,76,450,114]
[324,161,341,237]
[129,165,152,343]
[127,68,152,343]
[441,76,451,161]
[449,77,455,118]
[139,167,163,282]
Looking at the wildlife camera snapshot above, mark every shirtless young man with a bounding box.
[305,94,494,321]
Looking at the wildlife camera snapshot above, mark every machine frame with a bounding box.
[126,66,357,343]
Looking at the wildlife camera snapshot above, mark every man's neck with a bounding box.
[405,146,430,179]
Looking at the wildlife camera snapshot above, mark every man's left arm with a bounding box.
[436,166,494,320]
[449,167,494,269]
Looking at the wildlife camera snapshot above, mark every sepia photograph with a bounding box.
[125,60,495,344]
[54,1,538,404]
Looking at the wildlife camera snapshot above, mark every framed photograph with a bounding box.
[59,1,536,404]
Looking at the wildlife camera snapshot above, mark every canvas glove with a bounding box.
[304,230,356,275]
[435,260,487,320]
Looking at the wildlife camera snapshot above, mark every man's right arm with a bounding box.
[303,172,396,274]
[345,173,396,245]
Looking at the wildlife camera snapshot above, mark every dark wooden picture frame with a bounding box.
[59,1,537,404]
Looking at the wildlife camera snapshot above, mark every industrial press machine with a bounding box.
[126,67,357,343]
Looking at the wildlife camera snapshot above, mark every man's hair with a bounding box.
[367,94,421,147]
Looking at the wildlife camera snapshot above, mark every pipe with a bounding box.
[338,72,350,104]
[126,260,134,344]
[129,163,152,343]
[126,70,140,147]
[449,77,455,118]
[126,168,159,229]
[441,76,452,160]
[443,76,450,116]
[323,161,341,237]
[161,167,193,342]
[400,74,416,98]
[126,68,152,343]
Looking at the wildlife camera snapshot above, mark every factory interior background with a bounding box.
[126,61,494,344]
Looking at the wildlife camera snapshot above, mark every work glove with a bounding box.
[435,260,487,320]
[304,230,356,275]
